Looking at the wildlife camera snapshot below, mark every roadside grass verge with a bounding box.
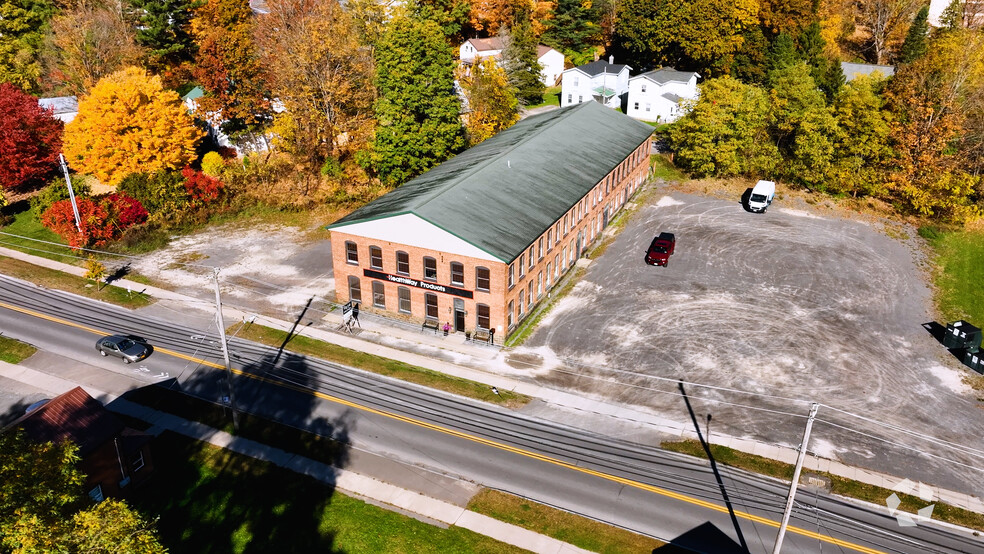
[135,431,527,554]
[467,489,668,554]
[0,256,153,309]
[229,322,529,408]
[661,439,984,532]
[505,267,584,347]
[650,154,687,182]
[0,335,37,363]
[0,208,70,262]
[920,227,984,325]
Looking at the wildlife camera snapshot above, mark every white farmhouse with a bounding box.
[625,68,699,123]
[37,96,78,123]
[459,38,565,86]
[560,57,631,110]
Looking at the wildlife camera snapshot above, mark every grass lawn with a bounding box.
[525,86,561,109]
[0,255,153,309]
[922,227,984,325]
[230,322,530,408]
[467,489,667,554]
[661,439,984,532]
[651,154,686,182]
[0,335,37,363]
[0,208,71,263]
[135,432,527,554]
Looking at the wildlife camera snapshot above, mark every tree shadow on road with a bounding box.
[653,521,746,553]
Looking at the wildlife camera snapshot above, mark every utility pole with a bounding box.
[212,268,240,431]
[59,154,81,233]
[773,402,819,553]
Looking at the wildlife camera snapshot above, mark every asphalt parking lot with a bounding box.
[519,189,984,495]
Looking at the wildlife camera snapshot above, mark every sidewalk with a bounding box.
[0,361,592,554]
[3,244,984,517]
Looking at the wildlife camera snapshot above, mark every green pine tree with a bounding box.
[766,32,800,79]
[732,25,769,84]
[541,0,601,64]
[797,22,842,101]
[939,0,963,30]
[130,0,201,71]
[371,16,465,186]
[899,5,929,63]
[501,5,545,106]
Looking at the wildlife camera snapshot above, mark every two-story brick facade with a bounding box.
[328,102,653,341]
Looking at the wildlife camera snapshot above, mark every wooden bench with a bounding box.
[472,327,491,344]
[421,317,440,333]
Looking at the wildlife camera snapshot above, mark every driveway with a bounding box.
[517,190,984,495]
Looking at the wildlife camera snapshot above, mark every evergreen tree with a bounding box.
[130,0,200,72]
[501,4,544,106]
[766,32,800,78]
[899,5,929,62]
[939,0,963,30]
[372,16,465,186]
[541,0,601,63]
[732,25,770,84]
[798,22,842,101]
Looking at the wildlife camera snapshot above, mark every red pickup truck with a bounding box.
[645,232,676,267]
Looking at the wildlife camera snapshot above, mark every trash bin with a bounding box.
[944,321,982,353]
[965,350,984,374]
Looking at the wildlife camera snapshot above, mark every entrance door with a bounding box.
[453,298,465,332]
[576,230,583,258]
[603,206,610,227]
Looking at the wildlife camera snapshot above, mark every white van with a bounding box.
[748,180,775,213]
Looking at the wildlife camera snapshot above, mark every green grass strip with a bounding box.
[0,255,153,309]
[467,489,671,554]
[922,227,984,325]
[0,335,37,364]
[662,439,984,532]
[232,323,529,407]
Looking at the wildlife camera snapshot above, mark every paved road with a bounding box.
[1,275,981,554]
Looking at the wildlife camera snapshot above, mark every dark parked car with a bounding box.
[95,335,149,364]
[645,232,676,267]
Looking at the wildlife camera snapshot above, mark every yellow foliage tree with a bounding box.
[63,66,203,187]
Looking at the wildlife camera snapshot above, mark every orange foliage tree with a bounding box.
[62,67,203,187]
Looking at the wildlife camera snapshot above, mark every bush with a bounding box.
[918,225,945,242]
[320,158,342,178]
[181,166,224,206]
[117,171,189,216]
[40,193,148,248]
[201,151,225,176]
[31,178,91,220]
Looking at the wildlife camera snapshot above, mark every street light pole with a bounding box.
[773,402,819,553]
[212,268,240,432]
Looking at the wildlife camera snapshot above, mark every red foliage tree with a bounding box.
[41,193,148,248]
[181,166,224,205]
[105,192,149,228]
[0,83,65,191]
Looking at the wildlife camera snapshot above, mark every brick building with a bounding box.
[328,101,653,340]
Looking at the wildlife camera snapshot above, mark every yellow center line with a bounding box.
[0,299,886,554]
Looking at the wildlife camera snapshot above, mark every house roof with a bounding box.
[537,45,559,58]
[632,67,699,85]
[7,387,124,457]
[840,62,895,82]
[329,102,654,262]
[466,37,505,52]
[37,96,78,115]
[571,59,630,77]
[182,86,205,102]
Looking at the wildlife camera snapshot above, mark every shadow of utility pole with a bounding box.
[273,297,313,366]
[678,380,750,554]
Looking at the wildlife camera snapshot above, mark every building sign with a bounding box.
[363,269,474,299]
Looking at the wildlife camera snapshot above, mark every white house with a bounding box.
[37,96,78,123]
[560,57,631,110]
[840,62,895,82]
[928,0,983,27]
[459,37,565,86]
[625,68,700,123]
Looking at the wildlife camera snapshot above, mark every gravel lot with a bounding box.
[516,189,984,496]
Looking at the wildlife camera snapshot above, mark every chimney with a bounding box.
[609,55,614,64]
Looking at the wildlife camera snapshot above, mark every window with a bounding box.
[507,301,514,327]
[398,286,411,314]
[538,238,544,260]
[476,267,490,291]
[573,76,579,86]
[450,262,464,286]
[477,304,490,330]
[578,95,583,103]
[131,451,145,472]
[527,282,534,309]
[508,264,515,287]
[564,214,569,234]
[641,84,647,92]
[561,248,566,271]
[528,247,534,269]
[567,93,572,103]
[423,256,437,280]
[537,272,543,298]
[369,246,383,269]
[547,230,552,250]
[519,254,525,276]
[555,223,561,243]
[396,251,409,275]
[634,102,639,110]
[645,103,651,112]
[569,240,576,265]
[88,485,104,502]
[348,276,361,302]
[546,264,552,286]
[425,293,438,319]
[345,241,358,265]
[518,291,525,315]
[554,255,560,278]
[372,281,385,308]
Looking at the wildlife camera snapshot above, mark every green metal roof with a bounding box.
[329,101,654,262]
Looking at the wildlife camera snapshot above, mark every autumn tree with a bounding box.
[0,0,53,91]
[898,5,929,63]
[460,57,519,144]
[854,0,921,63]
[0,82,63,191]
[409,0,471,41]
[191,0,271,139]
[371,16,465,185]
[256,0,375,173]
[669,77,779,177]
[798,22,844,101]
[767,62,837,186]
[501,3,545,105]
[46,0,144,95]
[63,66,202,186]
[130,0,200,77]
[346,0,392,48]
[758,0,815,36]
[732,25,770,84]
[468,0,513,35]
[827,74,894,196]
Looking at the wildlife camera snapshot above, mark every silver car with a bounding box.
[95,335,149,364]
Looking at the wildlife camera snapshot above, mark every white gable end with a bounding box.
[332,214,502,262]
